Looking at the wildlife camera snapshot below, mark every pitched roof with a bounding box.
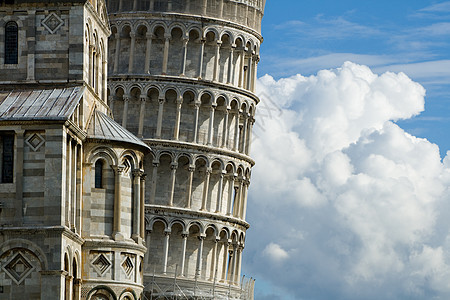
[0,87,84,121]
[86,109,150,151]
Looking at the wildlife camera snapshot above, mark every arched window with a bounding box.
[95,160,103,188]
[5,21,18,64]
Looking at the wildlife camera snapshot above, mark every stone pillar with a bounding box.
[73,278,81,300]
[162,231,171,274]
[234,179,243,218]
[14,130,24,226]
[238,49,245,88]
[207,105,216,145]
[149,0,154,10]
[219,0,224,18]
[222,109,229,148]
[198,39,205,78]
[213,41,222,81]
[162,34,171,74]
[108,95,115,115]
[173,97,183,140]
[180,38,189,76]
[168,163,178,206]
[113,33,121,73]
[66,137,72,228]
[241,113,248,153]
[76,144,83,233]
[118,0,123,11]
[221,241,230,282]
[122,95,130,128]
[156,97,165,138]
[102,60,107,101]
[227,46,235,84]
[215,171,225,213]
[209,238,219,280]
[180,233,188,276]
[132,169,142,242]
[145,33,154,74]
[233,111,240,151]
[241,181,249,219]
[196,235,205,277]
[128,32,136,73]
[226,174,235,215]
[150,161,159,204]
[227,247,234,282]
[193,101,200,143]
[113,165,125,240]
[247,117,255,154]
[145,231,152,265]
[235,246,242,284]
[133,0,138,10]
[138,96,147,138]
[71,142,77,231]
[140,174,146,239]
[201,167,212,211]
[185,165,195,209]
[246,55,253,90]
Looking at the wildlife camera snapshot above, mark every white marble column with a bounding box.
[198,39,205,78]
[185,165,195,209]
[156,98,165,138]
[138,96,147,138]
[180,38,188,76]
[149,0,154,10]
[193,101,200,143]
[209,239,219,280]
[213,41,222,81]
[215,171,225,213]
[128,32,136,73]
[145,33,154,74]
[168,163,177,206]
[220,241,229,282]
[226,174,235,215]
[162,34,171,74]
[113,165,125,240]
[227,46,235,84]
[247,117,255,154]
[180,233,188,276]
[140,174,146,239]
[207,105,216,145]
[173,97,183,140]
[246,55,253,90]
[132,169,142,241]
[241,180,249,220]
[241,113,248,153]
[150,161,159,204]
[233,111,240,151]
[113,33,121,73]
[196,235,205,277]
[222,109,229,148]
[238,49,245,88]
[201,168,212,211]
[162,231,171,274]
[122,95,130,128]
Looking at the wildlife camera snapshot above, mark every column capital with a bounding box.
[152,161,160,168]
[198,233,206,240]
[176,96,183,104]
[206,167,213,174]
[171,163,178,170]
[164,230,171,236]
[216,40,223,47]
[132,168,145,177]
[164,33,172,40]
[112,165,125,174]
[115,33,121,39]
[188,165,195,172]
[140,95,147,102]
[123,95,130,102]
[130,32,137,39]
[158,97,165,104]
[146,33,155,39]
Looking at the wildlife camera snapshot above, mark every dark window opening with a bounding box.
[1,134,14,183]
[5,21,18,64]
[95,160,103,188]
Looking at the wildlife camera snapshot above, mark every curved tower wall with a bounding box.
[106,0,264,298]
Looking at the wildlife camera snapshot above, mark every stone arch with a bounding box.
[154,152,173,205]
[173,154,193,207]
[186,27,202,78]
[197,92,213,145]
[133,23,149,74]
[213,95,227,147]
[87,146,118,167]
[87,286,117,300]
[202,30,218,80]
[168,25,185,76]
[148,218,169,274]
[150,23,167,74]
[118,289,137,300]
[208,160,223,212]
[118,23,132,73]
[191,156,208,211]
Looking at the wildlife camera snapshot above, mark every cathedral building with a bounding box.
[0,0,265,299]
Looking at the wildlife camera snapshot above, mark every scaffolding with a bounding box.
[142,267,255,300]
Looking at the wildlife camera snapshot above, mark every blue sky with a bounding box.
[258,0,450,155]
[245,1,450,299]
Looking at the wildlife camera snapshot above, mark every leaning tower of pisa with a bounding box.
[106,0,265,298]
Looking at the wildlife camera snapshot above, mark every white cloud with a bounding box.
[262,243,290,262]
[246,62,450,299]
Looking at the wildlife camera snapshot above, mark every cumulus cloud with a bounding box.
[245,62,450,299]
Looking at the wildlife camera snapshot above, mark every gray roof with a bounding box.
[0,87,83,121]
[87,109,150,151]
